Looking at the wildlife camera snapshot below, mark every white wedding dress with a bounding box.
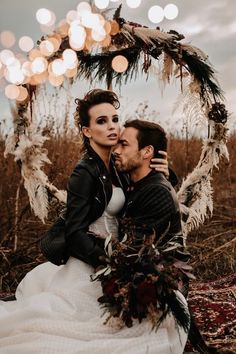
[0,187,189,354]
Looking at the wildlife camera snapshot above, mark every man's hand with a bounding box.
[150,150,169,178]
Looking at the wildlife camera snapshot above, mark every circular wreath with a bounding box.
[4,5,228,239]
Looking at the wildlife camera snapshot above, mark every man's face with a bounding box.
[114,127,143,173]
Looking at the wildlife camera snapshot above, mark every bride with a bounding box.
[0,89,189,354]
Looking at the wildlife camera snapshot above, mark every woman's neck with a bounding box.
[89,141,112,171]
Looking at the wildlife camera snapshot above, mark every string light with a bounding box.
[94,0,109,10]
[0,50,14,65]
[112,55,128,73]
[36,8,52,25]
[18,36,34,52]
[77,2,92,15]
[164,4,178,20]
[5,84,20,99]
[0,31,16,48]
[148,5,164,24]
[126,0,142,9]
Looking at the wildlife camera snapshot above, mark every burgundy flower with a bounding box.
[103,277,118,298]
[136,280,157,307]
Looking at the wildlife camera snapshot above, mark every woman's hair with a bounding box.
[124,119,167,157]
[74,89,120,150]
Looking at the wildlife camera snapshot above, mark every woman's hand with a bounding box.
[150,150,169,178]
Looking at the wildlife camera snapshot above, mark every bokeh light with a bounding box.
[51,59,66,76]
[0,31,16,48]
[148,5,164,24]
[66,10,79,24]
[29,49,42,61]
[65,67,77,78]
[91,27,106,42]
[31,57,48,74]
[0,49,14,65]
[164,4,179,20]
[18,36,34,52]
[112,55,128,73]
[94,0,109,10]
[126,0,142,9]
[77,2,91,15]
[62,49,78,69]
[36,8,52,25]
[39,40,54,56]
[48,73,64,87]
[22,61,33,77]
[16,86,28,102]
[5,84,20,99]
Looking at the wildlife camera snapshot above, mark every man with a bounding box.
[114,119,215,354]
[114,119,189,263]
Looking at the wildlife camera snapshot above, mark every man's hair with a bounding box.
[124,119,167,156]
[74,89,120,128]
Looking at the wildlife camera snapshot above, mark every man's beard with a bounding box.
[115,156,141,173]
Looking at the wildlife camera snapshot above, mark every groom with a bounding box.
[114,119,215,354]
[114,119,189,264]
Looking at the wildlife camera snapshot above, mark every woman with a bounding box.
[0,89,187,354]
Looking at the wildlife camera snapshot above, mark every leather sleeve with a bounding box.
[65,165,105,268]
[168,168,179,188]
[130,184,189,260]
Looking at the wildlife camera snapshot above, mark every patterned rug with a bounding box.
[185,272,236,353]
[1,273,235,353]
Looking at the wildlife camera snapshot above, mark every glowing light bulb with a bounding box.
[0,31,16,48]
[164,4,179,20]
[31,57,48,74]
[39,40,54,56]
[36,8,52,25]
[0,49,14,65]
[22,61,33,77]
[48,74,64,87]
[66,10,79,24]
[126,0,142,9]
[51,59,66,76]
[112,55,128,73]
[16,86,28,101]
[77,2,91,14]
[18,36,34,52]
[5,84,20,99]
[94,0,109,10]
[62,49,78,69]
[91,27,106,42]
[148,5,164,24]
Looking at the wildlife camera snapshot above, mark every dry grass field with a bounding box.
[0,131,235,293]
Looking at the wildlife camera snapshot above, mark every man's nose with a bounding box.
[114,145,120,155]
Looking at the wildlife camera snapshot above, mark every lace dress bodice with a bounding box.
[88,186,125,239]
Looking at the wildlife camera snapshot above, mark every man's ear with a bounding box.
[143,145,154,159]
[82,126,91,139]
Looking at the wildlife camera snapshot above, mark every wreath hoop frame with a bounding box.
[4,6,229,238]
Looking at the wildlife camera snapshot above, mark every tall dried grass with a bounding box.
[0,131,235,292]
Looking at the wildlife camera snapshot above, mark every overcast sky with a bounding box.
[0,0,235,134]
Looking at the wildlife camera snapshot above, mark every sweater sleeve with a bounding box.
[65,165,105,268]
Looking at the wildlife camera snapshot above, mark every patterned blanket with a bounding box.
[185,272,236,353]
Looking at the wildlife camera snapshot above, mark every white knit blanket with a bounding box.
[0,257,188,354]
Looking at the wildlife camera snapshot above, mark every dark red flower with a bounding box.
[136,280,157,307]
[103,277,118,298]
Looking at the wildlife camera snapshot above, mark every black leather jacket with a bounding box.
[65,146,129,267]
[65,146,179,268]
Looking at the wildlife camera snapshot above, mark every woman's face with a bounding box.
[82,103,120,148]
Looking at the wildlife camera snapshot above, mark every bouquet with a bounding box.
[92,218,194,332]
